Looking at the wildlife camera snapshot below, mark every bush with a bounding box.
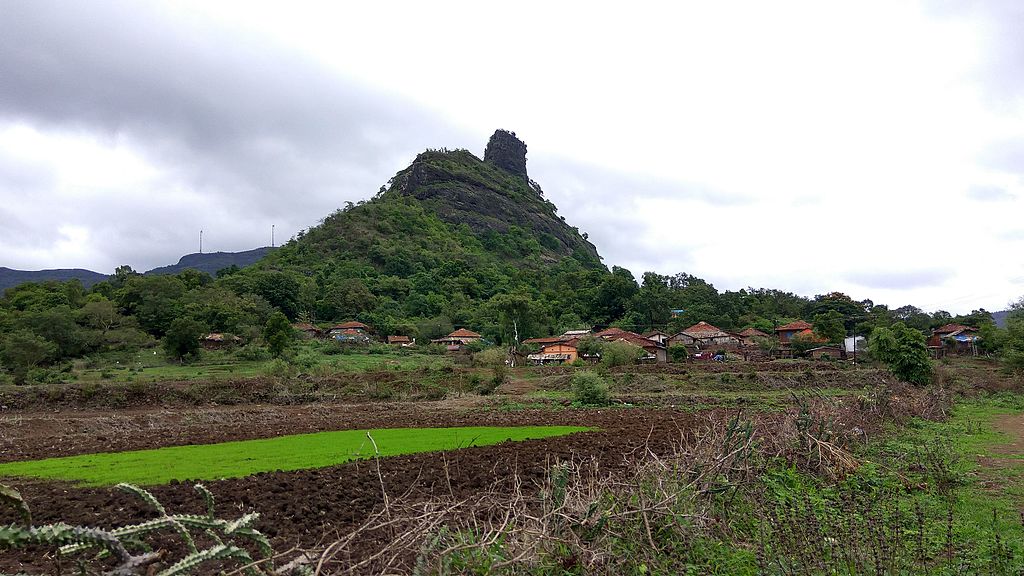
[236,343,271,361]
[571,371,610,406]
[263,358,296,378]
[869,322,933,385]
[473,348,507,368]
[668,343,689,363]
[601,341,645,367]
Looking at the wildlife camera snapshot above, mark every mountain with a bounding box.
[0,267,108,293]
[266,130,604,275]
[1,248,275,294]
[254,130,612,334]
[144,247,276,277]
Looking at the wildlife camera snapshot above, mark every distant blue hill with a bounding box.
[0,247,274,294]
[143,247,275,277]
[0,267,108,293]
[993,310,1011,328]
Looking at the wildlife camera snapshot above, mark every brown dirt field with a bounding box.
[0,402,730,573]
[991,413,1024,457]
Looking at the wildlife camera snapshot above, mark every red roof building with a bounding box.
[333,321,370,331]
[775,320,813,332]
[932,323,977,335]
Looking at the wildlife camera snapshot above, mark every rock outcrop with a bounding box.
[484,129,528,180]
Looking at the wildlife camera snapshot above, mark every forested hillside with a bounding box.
[0,130,1018,384]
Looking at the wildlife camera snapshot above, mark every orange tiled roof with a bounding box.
[775,320,813,332]
[933,323,977,334]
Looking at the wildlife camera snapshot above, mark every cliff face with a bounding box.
[383,130,601,265]
[483,129,529,180]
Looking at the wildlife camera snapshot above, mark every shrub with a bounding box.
[473,347,507,368]
[236,343,271,361]
[464,339,488,353]
[601,341,645,367]
[668,343,689,363]
[263,358,296,378]
[571,371,611,406]
[869,322,934,385]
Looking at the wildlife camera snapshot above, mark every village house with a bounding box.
[431,328,483,351]
[774,320,814,344]
[807,345,844,360]
[330,321,370,334]
[522,327,667,364]
[527,341,579,365]
[669,322,739,349]
[642,330,670,345]
[291,322,322,339]
[386,335,413,347]
[737,327,769,346]
[200,333,241,350]
[588,330,665,363]
[927,323,980,356]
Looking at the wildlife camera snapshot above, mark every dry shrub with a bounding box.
[308,414,760,574]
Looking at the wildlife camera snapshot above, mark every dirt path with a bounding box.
[991,413,1024,458]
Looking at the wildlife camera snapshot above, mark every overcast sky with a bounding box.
[1,1,1022,313]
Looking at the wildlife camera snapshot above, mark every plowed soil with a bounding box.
[0,401,719,573]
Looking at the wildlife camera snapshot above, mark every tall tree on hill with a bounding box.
[812,310,846,344]
[632,272,672,331]
[592,266,638,324]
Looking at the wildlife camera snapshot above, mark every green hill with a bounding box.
[229,130,614,341]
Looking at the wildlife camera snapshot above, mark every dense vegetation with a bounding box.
[1,145,1021,384]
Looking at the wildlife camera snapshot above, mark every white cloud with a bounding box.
[1,0,1022,313]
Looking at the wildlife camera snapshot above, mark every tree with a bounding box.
[484,292,537,345]
[163,318,206,362]
[869,322,933,385]
[575,336,604,359]
[571,371,611,406]
[812,310,846,344]
[0,330,57,383]
[631,272,672,330]
[592,266,638,323]
[1003,297,1024,373]
[264,312,295,358]
[251,271,301,319]
[117,275,186,335]
[78,299,125,336]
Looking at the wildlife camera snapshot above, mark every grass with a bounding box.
[69,346,453,384]
[0,425,592,487]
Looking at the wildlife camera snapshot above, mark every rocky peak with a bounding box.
[484,129,528,180]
